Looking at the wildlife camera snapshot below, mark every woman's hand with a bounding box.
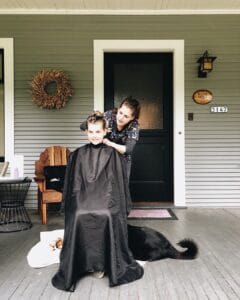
[103,138,112,146]
[103,138,126,155]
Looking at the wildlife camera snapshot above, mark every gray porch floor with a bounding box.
[0,208,240,300]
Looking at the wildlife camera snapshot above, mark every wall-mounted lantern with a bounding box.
[197,50,217,78]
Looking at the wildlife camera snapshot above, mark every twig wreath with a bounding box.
[31,69,73,109]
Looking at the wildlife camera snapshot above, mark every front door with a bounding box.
[104,53,173,202]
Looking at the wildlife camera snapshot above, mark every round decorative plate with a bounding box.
[192,89,213,105]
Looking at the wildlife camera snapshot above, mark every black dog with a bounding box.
[127,224,198,261]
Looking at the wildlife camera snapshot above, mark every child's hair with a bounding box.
[119,96,141,119]
[86,111,106,129]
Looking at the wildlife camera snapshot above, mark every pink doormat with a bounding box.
[128,208,177,220]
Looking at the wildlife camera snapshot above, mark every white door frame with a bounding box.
[0,38,14,163]
[93,40,185,207]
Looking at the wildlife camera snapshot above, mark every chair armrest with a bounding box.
[34,176,46,192]
[34,175,45,182]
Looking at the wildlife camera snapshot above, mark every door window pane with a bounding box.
[113,63,163,129]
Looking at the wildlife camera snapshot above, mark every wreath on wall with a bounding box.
[31,69,73,109]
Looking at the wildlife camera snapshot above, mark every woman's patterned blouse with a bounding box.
[104,109,139,162]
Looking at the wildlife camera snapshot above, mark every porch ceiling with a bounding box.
[0,0,240,14]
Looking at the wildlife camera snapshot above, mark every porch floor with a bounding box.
[0,208,240,300]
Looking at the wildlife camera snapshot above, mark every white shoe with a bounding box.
[93,271,105,279]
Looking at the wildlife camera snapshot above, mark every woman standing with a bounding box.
[80,96,141,179]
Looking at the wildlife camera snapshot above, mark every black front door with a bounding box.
[104,53,173,202]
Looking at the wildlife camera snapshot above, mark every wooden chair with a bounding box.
[34,146,70,224]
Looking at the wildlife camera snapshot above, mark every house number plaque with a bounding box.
[210,105,228,113]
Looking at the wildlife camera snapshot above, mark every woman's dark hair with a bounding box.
[119,96,141,119]
[86,111,106,129]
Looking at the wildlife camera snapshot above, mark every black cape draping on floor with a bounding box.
[52,144,143,291]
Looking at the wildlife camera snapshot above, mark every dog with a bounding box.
[127,224,198,261]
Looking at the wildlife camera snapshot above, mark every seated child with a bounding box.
[51,112,144,292]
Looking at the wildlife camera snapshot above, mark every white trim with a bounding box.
[0,9,240,15]
[94,40,185,207]
[188,204,240,208]
[0,38,14,163]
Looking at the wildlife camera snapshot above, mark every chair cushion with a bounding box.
[43,166,66,192]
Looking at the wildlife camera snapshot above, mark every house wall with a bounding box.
[0,15,240,208]
[0,84,3,157]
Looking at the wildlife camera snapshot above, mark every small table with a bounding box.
[0,177,32,232]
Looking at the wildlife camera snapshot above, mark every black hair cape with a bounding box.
[52,144,143,291]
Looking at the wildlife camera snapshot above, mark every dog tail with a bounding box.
[174,239,198,260]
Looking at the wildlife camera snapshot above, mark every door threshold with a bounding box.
[132,202,175,209]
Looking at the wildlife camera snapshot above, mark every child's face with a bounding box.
[87,122,107,145]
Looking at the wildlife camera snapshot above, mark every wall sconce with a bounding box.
[197,50,217,78]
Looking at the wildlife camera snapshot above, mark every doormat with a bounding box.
[128,208,177,220]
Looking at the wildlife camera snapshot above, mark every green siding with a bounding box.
[0,84,3,156]
[0,15,240,207]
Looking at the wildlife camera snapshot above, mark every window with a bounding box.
[0,49,4,161]
[0,39,14,163]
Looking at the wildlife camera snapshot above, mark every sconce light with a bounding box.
[197,50,217,78]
